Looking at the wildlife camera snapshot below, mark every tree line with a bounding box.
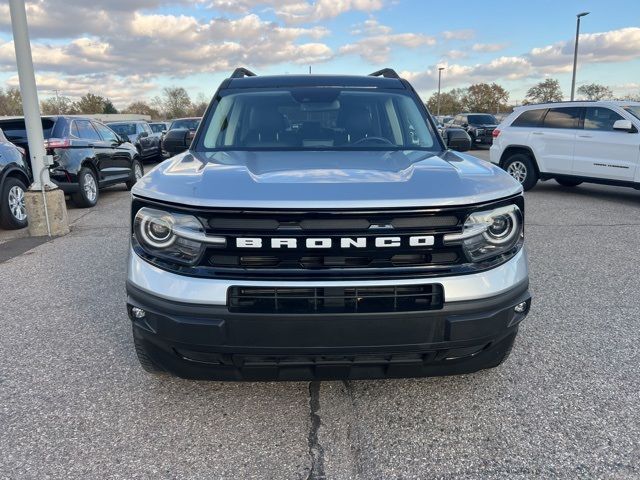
[0,86,208,119]
[1,80,639,118]
[426,79,640,116]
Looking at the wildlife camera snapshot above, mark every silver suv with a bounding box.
[126,68,531,380]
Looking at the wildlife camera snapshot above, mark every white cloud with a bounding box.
[442,29,475,41]
[472,42,508,53]
[340,19,436,63]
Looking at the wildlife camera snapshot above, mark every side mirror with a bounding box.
[446,129,472,152]
[138,131,149,139]
[613,119,634,132]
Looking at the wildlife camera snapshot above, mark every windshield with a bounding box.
[171,119,200,130]
[198,88,439,151]
[623,106,640,120]
[109,123,136,136]
[149,123,165,133]
[468,114,497,124]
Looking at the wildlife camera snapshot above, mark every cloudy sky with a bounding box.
[1,0,639,108]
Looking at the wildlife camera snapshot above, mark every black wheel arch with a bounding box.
[0,166,31,192]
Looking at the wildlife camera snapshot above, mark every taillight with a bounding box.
[492,129,501,138]
[45,138,71,149]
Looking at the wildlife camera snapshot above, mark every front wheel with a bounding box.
[126,159,144,190]
[503,154,538,191]
[72,167,99,208]
[0,177,28,229]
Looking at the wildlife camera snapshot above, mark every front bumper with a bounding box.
[126,249,531,380]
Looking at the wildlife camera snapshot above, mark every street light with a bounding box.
[570,11,590,101]
[436,67,445,117]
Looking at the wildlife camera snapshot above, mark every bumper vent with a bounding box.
[228,285,443,314]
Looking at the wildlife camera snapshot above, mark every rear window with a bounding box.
[171,119,200,130]
[467,114,497,124]
[0,118,56,141]
[542,107,581,129]
[109,123,136,136]
[511,109,547,128]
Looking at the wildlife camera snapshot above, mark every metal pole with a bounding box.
[436,67,444,117]
[570,12,589,101]
[8,0,54,189]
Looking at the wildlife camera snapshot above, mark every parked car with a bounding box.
[149,122,171,135]
[0,127,31,229]
[161,117,201,157]
[447,113,499,146]
[126,67,530,380]
[490,101,640,191]
[107,121,161,162]
[0,116,144,208]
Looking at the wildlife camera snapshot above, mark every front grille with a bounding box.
[228,285,444,314]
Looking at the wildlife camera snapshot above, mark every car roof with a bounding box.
[226,74,405,90]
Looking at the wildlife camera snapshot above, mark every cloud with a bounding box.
[442,29,475,41]
[403,27,640,92]
[340,19,436,63]
[472,42,508,53]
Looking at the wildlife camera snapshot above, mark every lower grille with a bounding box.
[228,284,443,314]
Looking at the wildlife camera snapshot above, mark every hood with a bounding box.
[132,149,521,209]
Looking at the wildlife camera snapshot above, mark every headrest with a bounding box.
[249,108,286,132]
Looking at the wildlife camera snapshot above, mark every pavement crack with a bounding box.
[306,381,326,480]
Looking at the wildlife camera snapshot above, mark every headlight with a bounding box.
[444,204,523,262]
[133,207,212,265]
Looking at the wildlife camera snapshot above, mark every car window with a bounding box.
[511,109,547,128]
[142,123,153,134]
[109,123,136,136]
[171,119,200,130]
[622,106,640,121]
[468,114,497,124]
[200,88,438,151]
[0,118,56,141]
[542,107,582,129]
[93,122,119,142]
[584,107,624,131]
[149,123,165,133]
[75,120,101,140]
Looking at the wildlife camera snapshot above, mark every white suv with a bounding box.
[490,101,640,191]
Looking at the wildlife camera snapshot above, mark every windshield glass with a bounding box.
[109,123,136,136]
[468,114,497,124]
[171,119,200,130]
[623,106,640,120]
[149,123,166,133]
[199,88,439,151]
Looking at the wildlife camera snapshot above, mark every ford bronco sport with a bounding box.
[126,68,531,380]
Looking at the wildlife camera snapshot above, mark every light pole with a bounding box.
[570,11,590,101]
[9,0,68,236]
[436,67,445,117]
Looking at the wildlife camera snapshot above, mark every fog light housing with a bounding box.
[514,302,528,314]
[131,307,146,319]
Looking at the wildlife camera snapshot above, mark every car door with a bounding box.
[93,121,132,180]
[532,107,582,175]
[572,106,638,182]
[142,122,160,154]
[137,123,153,157]
[74,119,112,182]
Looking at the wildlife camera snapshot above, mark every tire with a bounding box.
[126,158,144,190]
[0,177,28,230]
[72,167,99,208]
[132,326,165,375]
[503,153,538,191]
[555,178,583,187]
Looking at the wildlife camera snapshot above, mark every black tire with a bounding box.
[0,177,28,230]
[555,178,583,187]
[72,167,99,208]
[126,158,144,190]
[503,153,538,191]
[132,326,165,375]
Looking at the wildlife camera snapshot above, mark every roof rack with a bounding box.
[368,68,400,79]
[230,67,257,79]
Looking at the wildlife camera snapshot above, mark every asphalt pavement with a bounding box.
[1,150,639,479]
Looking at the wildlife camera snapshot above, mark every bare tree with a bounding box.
[577,83,613,101]
[123,101,161,119]
[156,87,192,119]
[41,95,75,115]
[524,79,563,104]
[0,87,23,116]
